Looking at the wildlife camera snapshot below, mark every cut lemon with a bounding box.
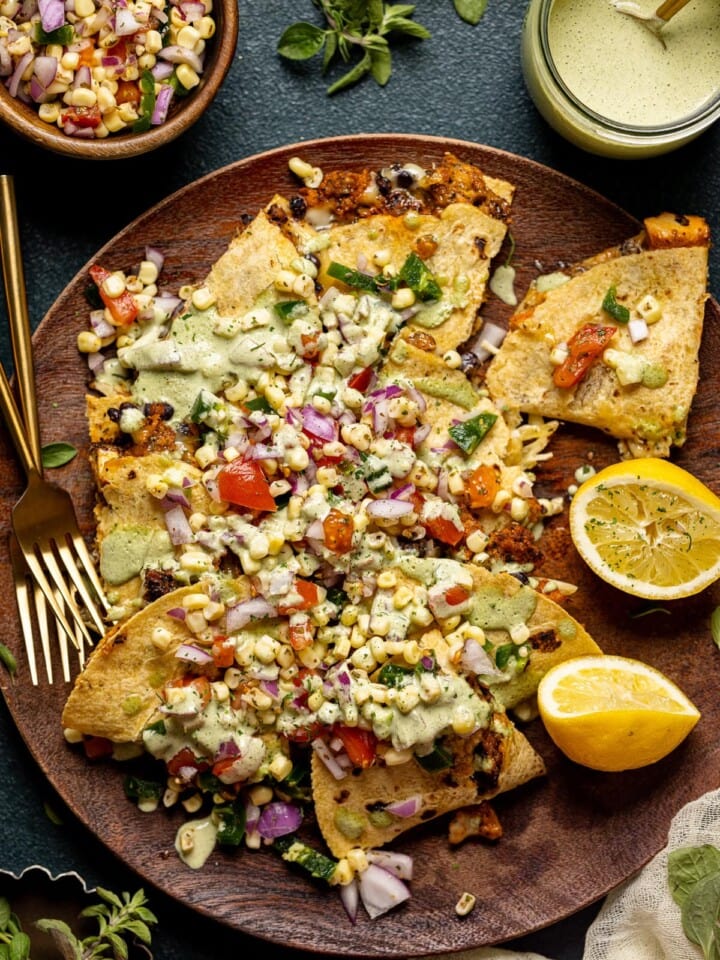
[569,458,720,600]
[537,655,700,772]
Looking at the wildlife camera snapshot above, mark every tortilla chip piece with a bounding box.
[63,585,205,742]
[485,242,709,459]
[311,717,544,857]
[206,208,306,318]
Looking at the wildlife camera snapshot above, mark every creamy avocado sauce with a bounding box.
[548,0,720,128]
[468,585,538,632]
[175,817,218,869]
[410,299,455,329]
[414,376,478,411]
[100,526,174,585]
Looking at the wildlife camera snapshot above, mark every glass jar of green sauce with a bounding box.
[521,0,720,158]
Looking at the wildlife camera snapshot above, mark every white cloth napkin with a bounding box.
[426,788,720,960]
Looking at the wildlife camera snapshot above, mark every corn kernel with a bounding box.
[196,14,216,38]
[182,792,203,814]
[176,63,200,89]
[455,892,476,917]
[77,330,102,353]
[192,285,216,311]
[177,24,201,48]
[346,848,368,872]
[391,287,416,310]
[268,753,293,781]
[151,626,173,651]
[452,705,476,735]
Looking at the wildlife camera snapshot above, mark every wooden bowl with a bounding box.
[0,0,238,160]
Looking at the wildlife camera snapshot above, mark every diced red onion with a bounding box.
[73,64,91,88]
[153,294,183,317]
[301,405,337,442]
[467,320,507,363]
[38,0,65,32]
[89,310,116,338]
[175,643,213,665]
[366,850,414,881]
[179,0,204,20]
[358,864,411,919]
[157,44,203,72]
[384,795,422,818]
[166,607,186,621]
[461,637,505,678]
[311,739,347,781]
[151,60,174,82]
[245,800,260,833]
[260,679,279,700]
[163,504,193,545]
[305,518,325,541]
[389,483,415,501]
[115,6,142,33]
[246,443,282,460]
[225,596,276,633]
[628,317,649,344]
[339,878,359,924]
[162,487,191,509]
[257,802,302,839]
[0,43,11,78]
[87,352,105,374]
[29,76,50,102]
[145,245,165,273]
[366,498,413,519]
[7,51,32,98]
[319,286,340,310]
[33,54,57,87]
[413,423,431,445]
[151,83,173,125]
[215,738,240,761]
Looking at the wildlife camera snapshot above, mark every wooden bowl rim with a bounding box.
[0,0,238,160]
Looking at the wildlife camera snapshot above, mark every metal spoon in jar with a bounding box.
[612,0,693,43]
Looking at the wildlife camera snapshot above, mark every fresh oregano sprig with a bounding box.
[30,887,157,960]
[278,0,490,95]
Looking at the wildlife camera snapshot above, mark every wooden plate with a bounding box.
[2,134,719,957]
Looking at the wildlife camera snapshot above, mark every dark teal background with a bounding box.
[1,1,718,957]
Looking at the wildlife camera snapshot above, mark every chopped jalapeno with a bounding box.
[448,412,497,454]
[214,800,247,846]
[398,252,442,301]
[602,285,630,323]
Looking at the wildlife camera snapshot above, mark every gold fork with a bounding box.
[0,175,109,651]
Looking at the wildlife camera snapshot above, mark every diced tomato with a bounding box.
[167,746,208,777]
[211,636,235,669]
[76,42,97,67]
[323,508,354,554]
[165,674,212,711]
[347,366,374,392]
[392,425,416,447]
[211,755,238,778]
[277,578,320,615]
[333,725,377,769]
[217,458,277,513]
[62,105,102,129]
[423,514,464,547]
[83,736,114,759]
[466,464,500,509]
[116,79,141,105]
[289,617,315,650]
[553,323,617,389]
[300,332,320,358]
[444,585,470,607]
[88,264,139,326]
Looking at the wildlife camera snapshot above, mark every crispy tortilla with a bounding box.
[312,715,544,857]
[485,225,710,459]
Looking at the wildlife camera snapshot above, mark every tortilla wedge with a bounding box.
[311,714,545,857]
[485,217,710,459]
[62,579,251,742]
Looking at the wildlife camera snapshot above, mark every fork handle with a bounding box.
[0,361,39,477]
[0,176,42,470]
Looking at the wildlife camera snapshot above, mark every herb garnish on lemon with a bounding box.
[569,458,720,600]
[537,655,700,772]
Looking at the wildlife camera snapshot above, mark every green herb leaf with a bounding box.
[132,69,156,133]
[711,607,720,650]
[41,441,78,469]
[669,844,720,908]
[602,285,630,323]
[7,931,30,960]
[0,897,10,930]
[277,21,327,60]
[453,0,488,24]
[0,643,17,676]
[398,251,442,301]
[35,919,82,960]
[682,871,720,958]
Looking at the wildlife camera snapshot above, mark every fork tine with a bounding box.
[21,547,83,650]
[51,585,72,684]
[33,579,56,685]
[70,533,109,615]
[11,544,39,686]
[40,545,94,648]
[56,538,104,638]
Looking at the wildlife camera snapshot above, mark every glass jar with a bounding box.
[521,0,720,159]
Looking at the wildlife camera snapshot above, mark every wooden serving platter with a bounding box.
[1,134,718,957]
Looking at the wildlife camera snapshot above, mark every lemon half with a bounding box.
[537,655,700,772]
[569,458,720,600]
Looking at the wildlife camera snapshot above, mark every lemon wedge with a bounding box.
[569,458,720,600]
[537,655,701,772]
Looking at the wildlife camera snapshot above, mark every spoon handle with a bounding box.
[655,0,692,22]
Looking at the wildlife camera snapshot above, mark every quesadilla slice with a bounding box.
[311,714,544,857]
[485,214,710,459]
